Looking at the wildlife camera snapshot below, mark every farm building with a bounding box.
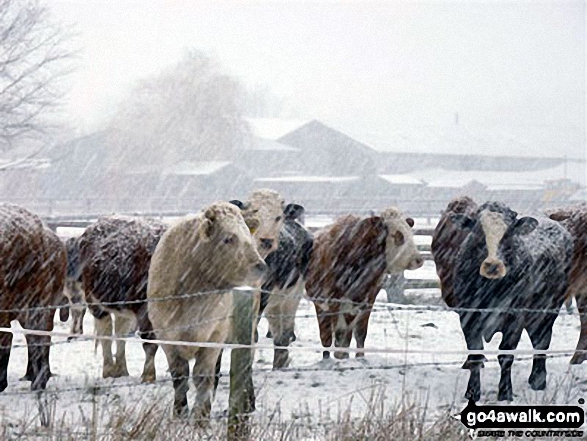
[0,118,582,216]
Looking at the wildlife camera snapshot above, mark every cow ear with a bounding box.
[548,211,571,222]
[512,216,538,236]
[405,217,415,228]
[449,213,476,230]
[229,200,244,210]
[245,218,260,235]
[198,218,214,242]
[284,203,304,220]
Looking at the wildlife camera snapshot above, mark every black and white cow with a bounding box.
[259,203,313,368]
[451,201,572,402]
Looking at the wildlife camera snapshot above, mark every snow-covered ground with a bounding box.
[1,291,586,430]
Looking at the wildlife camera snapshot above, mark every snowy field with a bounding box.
[1,290,587,435]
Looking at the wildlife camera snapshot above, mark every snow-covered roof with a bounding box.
[167,161,230,176]
[127,161,231,176]
[0,158,51,171]
[244,137,299,152]
[379,174,424,185]
[402,163,584,189]
[246,118,312,141]
[255,175,360,184]
[357,124,585,159]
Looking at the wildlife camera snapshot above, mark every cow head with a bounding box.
[229,189,286,258]
[198,202,267,284]
[380,207,423,273]
[451,201,538,280]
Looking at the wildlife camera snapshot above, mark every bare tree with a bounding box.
[108,50,252,168]
[0,0,73,150]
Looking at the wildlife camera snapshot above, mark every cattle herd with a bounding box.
[0,190,585,421]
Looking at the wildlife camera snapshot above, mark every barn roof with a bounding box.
[127,161,231,176]
[246,118,312,141]
[356,124,585,160]
[255,175,360,183]
[404,163,584,189]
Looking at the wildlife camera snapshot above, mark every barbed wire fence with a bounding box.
[0,285,584,439]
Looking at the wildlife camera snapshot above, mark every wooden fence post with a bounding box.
[228,287,256,440]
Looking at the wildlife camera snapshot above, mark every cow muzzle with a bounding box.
[480,258,507,279]
[251,260,268,279]
[407,256,424,270]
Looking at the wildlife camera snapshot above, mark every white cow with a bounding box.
[147,202,265,420]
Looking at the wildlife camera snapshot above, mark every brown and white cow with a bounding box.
[147,202,265,419]
[431,196,478,308]
[0,204,67,393]
[306,208,423,359]
[79,216,167,380]
[547,203,587,364]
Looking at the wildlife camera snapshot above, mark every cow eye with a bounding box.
[275,216,282,222]
[394,231,405,246]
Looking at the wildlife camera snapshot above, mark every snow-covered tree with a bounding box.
[108,50,252,167]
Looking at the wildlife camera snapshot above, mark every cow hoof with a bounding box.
[498,389,513,402]
[355,352,365,358]
[570,353,586,365]
[322,351,330,360]
[141,373,156,383]
[0,380,7,393]
[334,351,349,360]
[464,388,480,402]
[20,374,34,382]
[111,367,130,378]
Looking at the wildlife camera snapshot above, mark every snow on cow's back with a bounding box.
[523,216,574,266]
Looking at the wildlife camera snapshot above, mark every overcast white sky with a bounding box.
[52,0,585,158]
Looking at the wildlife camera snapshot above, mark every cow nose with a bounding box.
[260,238,274,250]
[485,263,499,275]
[252,261,268,277]
[481,260,506,279]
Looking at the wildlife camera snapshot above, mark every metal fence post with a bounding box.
[228,287,255,440]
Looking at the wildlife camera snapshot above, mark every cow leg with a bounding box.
[136,305,158,383]
[497,322,523,402]
[111,313,135,378]
[527,314,557,391]
[22,334,54,381]
[165,349,189,418]
[354,309,372,358]
[25,311,54,391]
[334,313,354,360]
[71,307,86,337]
[571,293,587,364]
[193,347,222,425]
[94,314,116,378]
[0,330,12,392]
[315,303,335,359]
[459,312,485,402]
[268,285,302,369]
